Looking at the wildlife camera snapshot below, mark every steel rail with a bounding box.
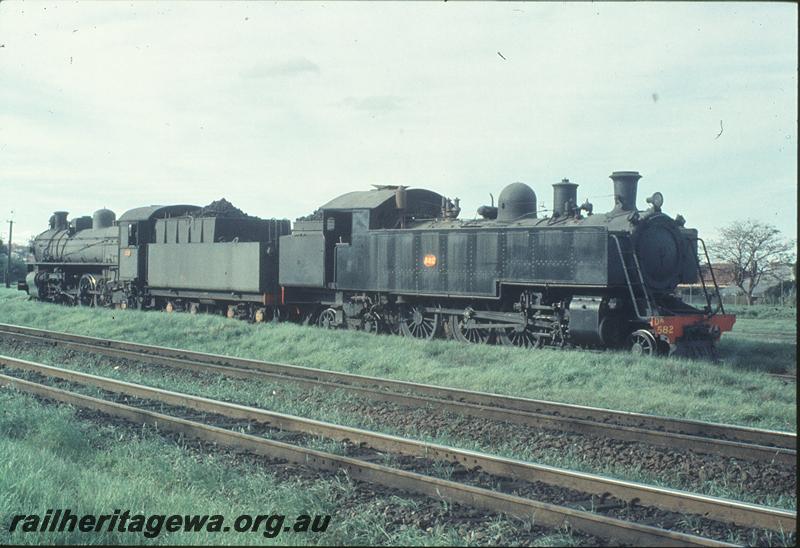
[0,324,795,458]
[0,354,794,534]
[767,373,796,383]
[732,331,795,339]
[0,371,742,547]
[1,329,792,465]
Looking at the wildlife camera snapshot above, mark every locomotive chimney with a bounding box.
[610,171,641,212]
[53,211,69,231]
[552,178,578,217]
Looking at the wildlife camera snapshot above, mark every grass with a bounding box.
[0,289,796,544]
[2,341,795,510]
[0,388,339,546]
[724,305,796,321]
[718,308,796,375]
[1,389,559,546]
[0,288,794,430]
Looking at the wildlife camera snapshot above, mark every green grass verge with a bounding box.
[1,389,554,546]
[725,305,796,321]
[0,288,794,431]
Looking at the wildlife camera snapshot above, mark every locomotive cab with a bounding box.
[113,205,200,307]
[118,219,145,281]
[117,205,200,283]
[279,186,444,297]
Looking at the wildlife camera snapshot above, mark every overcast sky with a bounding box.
[0,2,796,245]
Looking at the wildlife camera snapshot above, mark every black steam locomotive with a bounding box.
[18,171,735,358]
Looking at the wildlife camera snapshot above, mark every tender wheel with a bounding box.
[498,324,543,348]
[318,308,340,330]
[398,304,441,340]
[301,310,318,326]
[629,329,659,356]
[362,312,382,335]
[76,274,97,307]
[449,310,493,344]
[271,307,286,323]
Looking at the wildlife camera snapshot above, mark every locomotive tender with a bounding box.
[19,172,735,358]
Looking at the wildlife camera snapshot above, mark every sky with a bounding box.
[0,1,797,246]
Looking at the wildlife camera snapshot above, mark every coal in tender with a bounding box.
[193,198,252,218]
[296,209,322,221]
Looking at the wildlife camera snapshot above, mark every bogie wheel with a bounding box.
[657,337,672,357]
[629,329,659,356]
[318,308,341,330]
[449,311,493,344]
[398,304,441,340]
[498,324,543,348]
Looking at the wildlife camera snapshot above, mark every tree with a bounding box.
[0,237,28,286]
[711,219,796,305]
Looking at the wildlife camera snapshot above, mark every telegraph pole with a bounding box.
[4,216,13,288]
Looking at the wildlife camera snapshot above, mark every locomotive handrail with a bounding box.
[611,234,643,318]
[611,234,654,320]
[693,245,714,314]
[693,237,725,316]
[628,245,656,316]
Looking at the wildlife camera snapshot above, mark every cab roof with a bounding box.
[118,205,200,222]
[319,188,443,212]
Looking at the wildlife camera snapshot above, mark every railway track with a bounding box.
[767,373,796,383]
[0,355,795,546]
[732,331,795,341]
[0,323,795,466]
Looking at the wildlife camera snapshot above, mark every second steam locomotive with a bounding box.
[18,171,735,358]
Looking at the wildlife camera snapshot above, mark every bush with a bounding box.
[0,252,27,286]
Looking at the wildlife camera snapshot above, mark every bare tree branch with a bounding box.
[710,219,795,304]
